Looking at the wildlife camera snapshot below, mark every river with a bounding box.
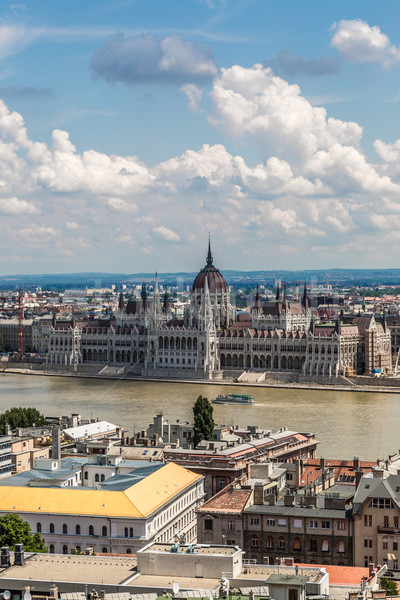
[1,373,398,461]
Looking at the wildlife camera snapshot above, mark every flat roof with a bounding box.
[144,543,238,556]
[1,553,136,585]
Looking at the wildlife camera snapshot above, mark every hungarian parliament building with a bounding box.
[46,244,391,380]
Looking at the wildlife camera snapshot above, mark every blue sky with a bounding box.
[1,0,400,275]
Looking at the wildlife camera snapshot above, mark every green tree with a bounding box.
[0,407,46,435]
[193,395,215,448]
[380,578,398,596]
[0,513,47,552]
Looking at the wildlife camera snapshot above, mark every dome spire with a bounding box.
[206,235,213,266]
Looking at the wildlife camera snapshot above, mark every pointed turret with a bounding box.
[302,283,309,310]
[282,282,289,310]
[335,313,341,334]
[362,293,366,313]
[254,283,261,311]
[276,283,280,301]
[162,286,170,314]
[141,283,148,311]
[118,291,125,311]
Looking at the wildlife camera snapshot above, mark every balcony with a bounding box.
[378,526,400,534]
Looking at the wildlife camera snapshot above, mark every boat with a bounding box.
[212,393,255,405]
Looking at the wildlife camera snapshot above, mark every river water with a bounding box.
[1,373,398,461]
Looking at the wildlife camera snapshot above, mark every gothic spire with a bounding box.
[206,235,213,267]
[162,285,170,314]
[276,283,280,301]
[254,282,261,311]
[118,291,125,311]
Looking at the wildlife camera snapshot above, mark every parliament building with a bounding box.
[46,243,391,380]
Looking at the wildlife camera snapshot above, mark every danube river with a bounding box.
[1,373,399,461]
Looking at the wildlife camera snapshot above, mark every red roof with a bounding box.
[297,563,370,585]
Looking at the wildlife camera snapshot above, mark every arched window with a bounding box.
[84,472,88,480]
[127,548,132,554]
[63,545,68,554]
[36,523,42,533]
[129,527,133,537]
[338,540,345,553]
[102,526,107,536]
[102,547,108,553]
[95,474,100,482]
[267,536,273,549]
[310,539,317,552]
[49,544,55,553]
[101,474,105,482]
[89,525,94,536]
[294,537,301,551]
[50,523,55,533]
[76,524,81,535]
[63,524,68,534]
[124,527,128,537]
[322,539,329,552]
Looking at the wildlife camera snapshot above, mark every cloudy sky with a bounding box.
[1,1,400,275]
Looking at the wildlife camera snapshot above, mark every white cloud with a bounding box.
[153,226,180,242]
[65,221,80,230]
[330,20,400,68]
[180,84,203,111]
[0,196,38,215]
[0,24,40,61]
[19,225,58,244]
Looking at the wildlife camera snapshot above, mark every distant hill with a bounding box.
[3,268,400,290]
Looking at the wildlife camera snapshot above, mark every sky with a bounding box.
[2,1,400,275]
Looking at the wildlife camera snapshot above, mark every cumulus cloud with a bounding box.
[208,64,362,161]
[0,196,38,215]
[180,84,203,111]
[330,20,400,68]
[266,48,339,77]
[90,32,217,86]
[20,225,58,244]
[153,226,180,242]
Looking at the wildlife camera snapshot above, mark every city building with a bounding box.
[44,243,392,380]
[0,458,204,554]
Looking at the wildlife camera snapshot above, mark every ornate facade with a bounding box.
[46,244,392,379]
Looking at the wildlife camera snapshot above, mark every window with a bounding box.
[101,474,105,482]
[251,536,259,548]
[364,515,372,527]
[50,523,55,533]
[84,472,88,480]
[126,548,132,554]
[76,524,81,535]
[63,545,68,554]
[219,479,225,490]
[204,519,213,531]
[266,519,275,527]
[102,526,107,537]
[384,515,389,527]
[321,521,330,529]
[286,473,293,480]
[250,517,260,525]
[278,518,287,527]
[267,536,273,549]
[364,537,372,548]
[394,541,398,551]
[63,524,68,534]
[95,474,99,482]
[293,519,303,528]
[124,527,128,537]
[370,499,393,509]
[129,527,133,537]
[322,539,329,552]
[337,521,346,531]
[278,537,285,550]
[309,520,318,529]
[102,547,108,553]
[338,540,345,553]
[293,537,301,550]
[36,523,41,533]
[89,525,94,536]
[383,538,388,550]
[394,560,399,570]
[49,544,55,553]
[227,520,235,531]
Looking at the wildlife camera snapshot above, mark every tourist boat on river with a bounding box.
[212,393,255,405]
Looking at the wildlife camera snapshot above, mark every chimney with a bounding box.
[355,470,363,487]
[320,457,325,470]
[267,494,276,506]
[353,457,360,471]
[14,543,24,566]
[5,424,11,436]
[253,483,265,505]
[50,586,59,599]
[0,547,10,567]
[369,563,375,577]
[52,428,61,462]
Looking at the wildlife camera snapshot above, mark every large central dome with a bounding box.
[192,241,228,293]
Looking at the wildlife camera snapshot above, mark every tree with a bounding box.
[0,513,47,552]
[0,407,47,435]
[380,578,398,596]
[193,395,215,448]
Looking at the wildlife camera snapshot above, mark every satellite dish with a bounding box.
[172,581,180,596]
[24,592,32,600]
[3,591,11,600]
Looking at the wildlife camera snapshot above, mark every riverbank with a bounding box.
[3,367,400,394]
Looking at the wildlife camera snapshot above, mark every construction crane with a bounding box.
[18,288,24,362]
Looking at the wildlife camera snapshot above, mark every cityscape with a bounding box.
[2,1,400,600]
